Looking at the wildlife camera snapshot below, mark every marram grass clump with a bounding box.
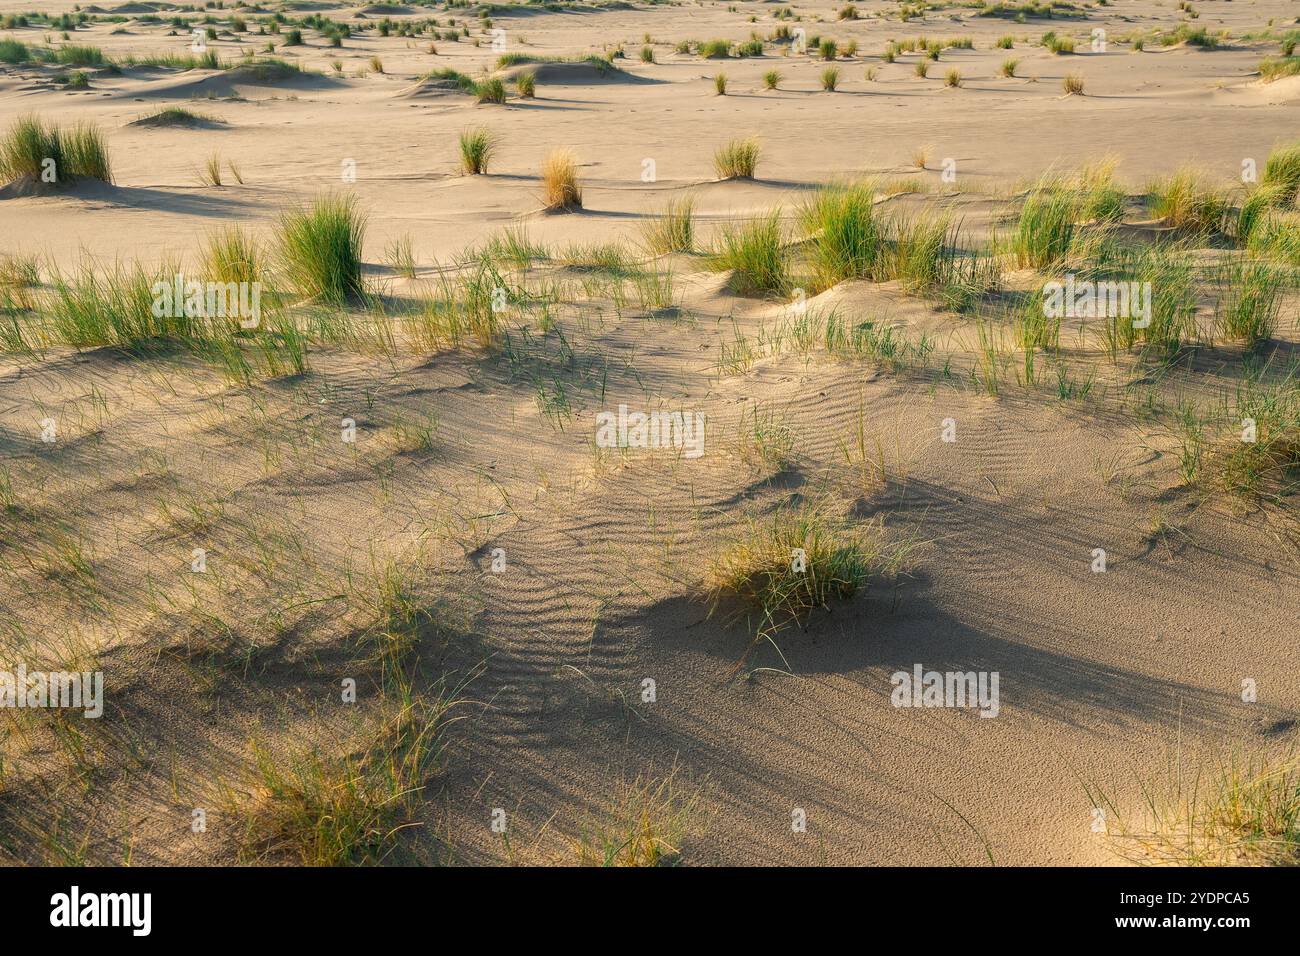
[800,181,884,289]
[459,126,496,175]
[541,149,582,211]
[276,193,367,304]
[641,196,695,255]
[713,137,759,179]
[0,115,112,187]
[706,502,911,642]
[710,211,789,296]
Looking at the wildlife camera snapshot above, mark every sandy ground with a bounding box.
[0,0,1298,866]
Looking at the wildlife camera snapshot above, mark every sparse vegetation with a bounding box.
[710,211,789,296]
[541,149,582,211]
[706,502,910,643]
[0,115,111,187]
[641,196,695,255]
[714,137,760,179]
[1149,167,1229,235]
[459,127,497,175]
[277,193,367,304]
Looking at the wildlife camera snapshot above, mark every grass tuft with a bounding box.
[474,76,507,104]
[710,211,789,296]
[1149,167,1229,235]
[706,502,909,642]
[232,699,450,866]
[641,196,695,255]
[0,115,111,186]
[801,181,883,289]
[277,193,367,304]
[540,149,582,211]
[458,126,496,175]
[714,137,760,179]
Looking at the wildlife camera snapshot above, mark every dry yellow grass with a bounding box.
[541,149,582,211]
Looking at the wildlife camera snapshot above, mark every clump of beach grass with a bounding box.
[1044,32,1076,54]
[515,72,536,98]
[1149,167,1229,235]
[1087,750,1300,867]
[641,196,695,255]
[710,211,789,296]
[821,67,840,91]
[198,152,224,187]
[1062,72,1084,94]
[573,770,702,867]
[277,193,367,304]
[232,699,449,866]
[475,76,507,104]
[1010,179,1079,267]
[132,106,214,128]
[0,115,112,186]
[44,261,181,351]
[203,225,265,286]
[801,181,884,289]
[706,501,909,643]
[1214,258,1282,348]
[541,149,582,211]
[459,127,496,175]
[714,137,759,179]
[1246,210,1300,264]
[1259,57,1300,82]
[1261,141,1300,207]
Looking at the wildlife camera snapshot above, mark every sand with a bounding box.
[0,0,1297,866]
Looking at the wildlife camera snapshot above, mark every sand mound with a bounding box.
[118,61,344,100]
[1249,74,1300,104]
[224,61,340,87]
[0,175,57,200]
[397,72,477,99]
[0,175,116,201]
[498,60,656,85]
[128,109,226,129]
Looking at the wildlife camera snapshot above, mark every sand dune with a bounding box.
[0,0,1297,869]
